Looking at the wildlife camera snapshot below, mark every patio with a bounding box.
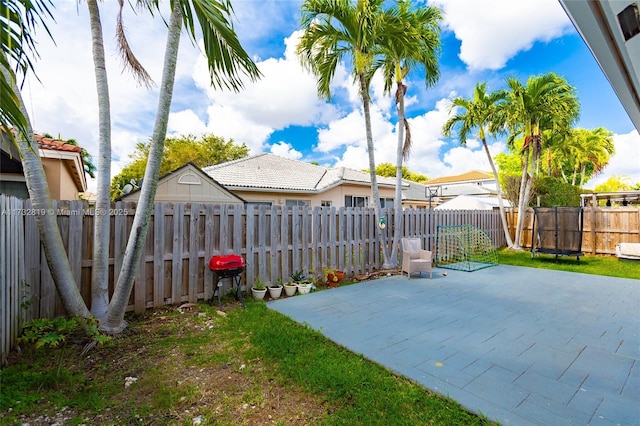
[268,265,639,425]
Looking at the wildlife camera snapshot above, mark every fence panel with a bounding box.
[1,195,25,365]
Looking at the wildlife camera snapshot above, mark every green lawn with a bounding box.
[0,299,494,425]
[497,248,640,280]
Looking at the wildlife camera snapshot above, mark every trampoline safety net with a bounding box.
[435,224,498,271]
[531,207,584,261]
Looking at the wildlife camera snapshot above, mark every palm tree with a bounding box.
[2,66,92,318]
[500,73,579,249]
[442,82,515,248]
[297,0,406,268]
[573,127,614,187]
[102,0,260,333]
[371,0,442,266]
[0,0,52,146]
[87,0,114,320]
[87,0,154,320]
[2,1,92,317]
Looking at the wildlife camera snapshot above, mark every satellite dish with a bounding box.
[123,184,133,194]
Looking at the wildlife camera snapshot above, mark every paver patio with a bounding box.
[268,265,640,425]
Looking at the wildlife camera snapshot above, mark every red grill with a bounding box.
[208,254,246,309]
[209,254,245,273]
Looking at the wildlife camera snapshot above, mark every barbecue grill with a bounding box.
[208,254,246,310]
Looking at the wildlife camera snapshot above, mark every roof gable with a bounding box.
[121,163,245,203]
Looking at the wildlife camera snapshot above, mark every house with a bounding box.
[559,1,640,132]
[120,163,244,204]
[0,132,87,200]
[423,170,499,206]
[400,180,431,209]
[0,134,27,198]
[203,153,403,208]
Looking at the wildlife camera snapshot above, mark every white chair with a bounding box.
[401,238,432,279]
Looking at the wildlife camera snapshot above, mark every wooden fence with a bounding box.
[507,206,640,254]
[3,194,638,365]
[1,195,506,365]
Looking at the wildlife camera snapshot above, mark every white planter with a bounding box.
[284,284,297,297]
[268,285,283,299]
[297,284,311,295]
[251,287,267,300]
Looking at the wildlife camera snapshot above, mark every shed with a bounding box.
[121,163,244,204]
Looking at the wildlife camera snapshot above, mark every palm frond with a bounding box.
[116,0,154,88]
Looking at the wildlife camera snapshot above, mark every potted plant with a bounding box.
[324,267,345,287]
[291,270,312,295]
[268,278,284,299]
[283,280,298,297]
[251,276,268,300]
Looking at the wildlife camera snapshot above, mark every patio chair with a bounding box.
[401,238,432,279]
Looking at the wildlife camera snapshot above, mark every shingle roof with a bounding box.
[425,170,493,185]
[203,153,398,193]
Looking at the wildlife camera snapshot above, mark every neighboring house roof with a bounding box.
[424,170,494,186]
[35,135,83,153]
[120,162,246,203]
[401,180,430,202]
[434,195,510,210]
[36,134,87,192]
[439,183,497,198]
[203,153,401,193]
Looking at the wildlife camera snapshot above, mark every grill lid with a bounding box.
[209,254,245,271]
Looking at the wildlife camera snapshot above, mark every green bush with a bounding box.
[533,176,581,207]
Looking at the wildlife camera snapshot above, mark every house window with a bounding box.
[380,197,394,208]
[247,201,272,207]
[177,172,201,185]
[285,199,310,207]
[321,200,332,207]
[345,195,368,207]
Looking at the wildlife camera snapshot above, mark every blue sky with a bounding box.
[23,0,640,193]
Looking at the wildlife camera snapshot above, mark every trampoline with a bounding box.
[531,207,584,262]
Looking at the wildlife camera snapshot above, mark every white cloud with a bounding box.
[430,0,572,70]
[270,141,302,160]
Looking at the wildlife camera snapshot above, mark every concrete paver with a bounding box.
[268,265,640,425]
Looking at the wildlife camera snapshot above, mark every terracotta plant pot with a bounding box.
[326,270,345,286]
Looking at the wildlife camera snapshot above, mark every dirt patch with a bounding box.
[3,304,331,425]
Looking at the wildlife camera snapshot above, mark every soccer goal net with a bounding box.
[435,224,497,272]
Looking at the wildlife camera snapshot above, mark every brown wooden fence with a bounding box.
[507,207,640,254]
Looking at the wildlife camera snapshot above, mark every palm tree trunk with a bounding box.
[3,61,91,318]
[103,0,182,333]
[513,143,530,249]
[390,81,405,267]
[359,73,392,269]
[481,137,514,247]
[87,0,112,321]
